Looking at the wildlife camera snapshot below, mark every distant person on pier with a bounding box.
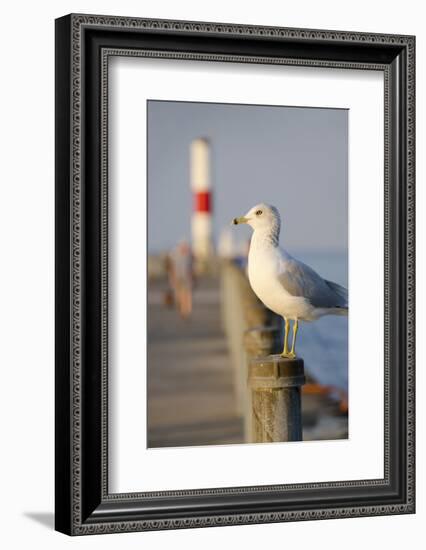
[162,253,175,308]
[170,240,194,319]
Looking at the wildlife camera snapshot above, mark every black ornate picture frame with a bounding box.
[55,14,415,535]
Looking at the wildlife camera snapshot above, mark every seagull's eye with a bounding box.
[255,210,263,216]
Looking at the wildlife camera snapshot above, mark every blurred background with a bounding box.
[147,100,348,448]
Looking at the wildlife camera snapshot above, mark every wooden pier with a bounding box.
[147,267,348,448]
[147,276,244,447]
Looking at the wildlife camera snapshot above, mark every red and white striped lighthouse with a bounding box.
[190,138,213,265]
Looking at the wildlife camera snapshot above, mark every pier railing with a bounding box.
[220,260,305,443]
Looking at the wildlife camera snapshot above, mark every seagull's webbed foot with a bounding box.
[280,351,297,360]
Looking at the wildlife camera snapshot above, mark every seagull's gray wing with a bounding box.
[278,257,348,309]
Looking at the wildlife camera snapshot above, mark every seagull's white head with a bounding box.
[233,203,281,234]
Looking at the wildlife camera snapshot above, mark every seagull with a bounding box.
[233,203,348,359]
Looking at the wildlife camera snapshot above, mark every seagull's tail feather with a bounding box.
[331,307,348,316]
[326,280,348,309]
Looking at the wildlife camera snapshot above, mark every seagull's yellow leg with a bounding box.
[289,319,299,358]
[281,318,290,357]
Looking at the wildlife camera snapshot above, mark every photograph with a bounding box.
[147,100,349,448]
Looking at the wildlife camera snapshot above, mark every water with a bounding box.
[292,250,348,392]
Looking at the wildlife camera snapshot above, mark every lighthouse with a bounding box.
[190,138,213,270]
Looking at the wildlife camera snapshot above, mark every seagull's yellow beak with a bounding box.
[232,216,249,225]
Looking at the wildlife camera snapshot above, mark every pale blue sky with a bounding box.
[147,100,348,255]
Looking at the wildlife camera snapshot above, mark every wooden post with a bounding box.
[243,326,281,442]
[249,354,305,443]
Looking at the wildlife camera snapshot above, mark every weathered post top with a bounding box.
[249,355,305,443]
[249,355,305,389]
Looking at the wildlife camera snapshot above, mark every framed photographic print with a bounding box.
[55,14,415,535]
